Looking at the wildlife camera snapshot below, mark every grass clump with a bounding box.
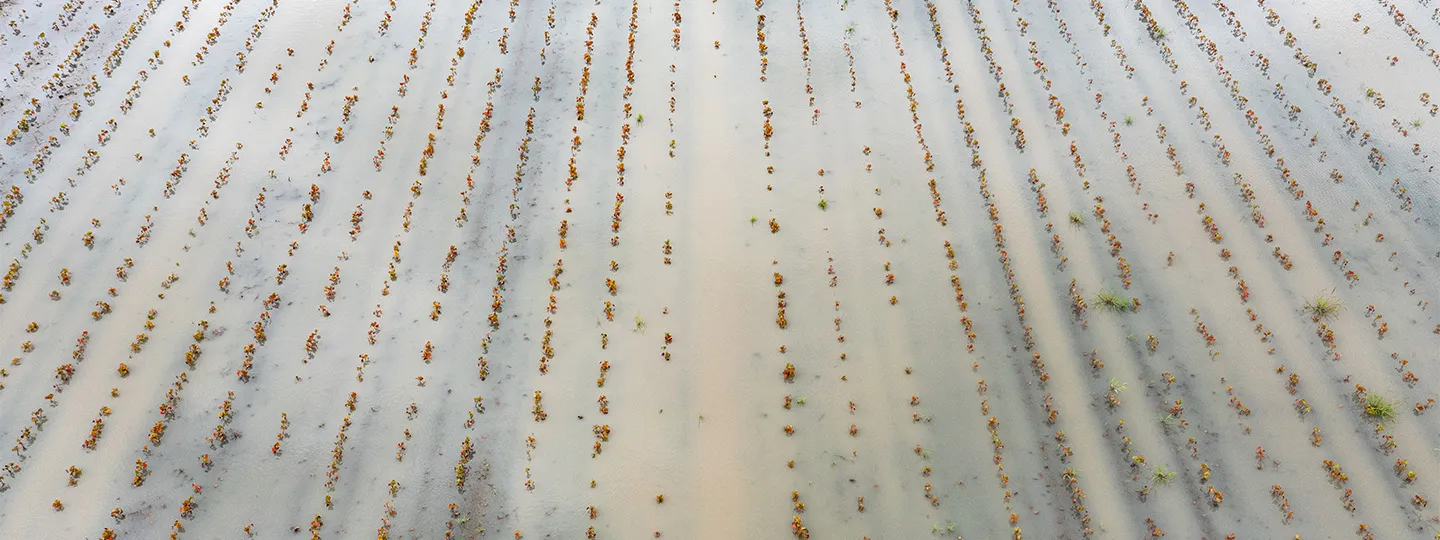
[1068,211,1084,225]
[1158,413,1180,429]
[1094,290,1129,312]
[1152,466,1176,485]
[818,198,828,210]
[1123,114,1135,126]
[1363,393,1396,423]
[1303,292,1343,321]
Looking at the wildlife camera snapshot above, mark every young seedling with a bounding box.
[817,198,827,210]
[1123,115,1135,126]
[1068,211,1084,225]
[1105,377,1127,407]
[1152,466,1176,485]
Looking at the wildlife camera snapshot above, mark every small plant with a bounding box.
[634,314,646,332]
[818,198,828,210]
[1068,211,1084,225]
[845,23,856,34]
[1153,25,1168,40]
[1152,466,1176,485]
[1303,292,1343,320]
[1104,377,1127,407]
[1412,118,1424,128]
[636,113,644,123]
[750,216,757,224]
[1123,115,1135,126]
[1363,393,1396,423]
[1108,377,1128,393]
[1094,290,1128,312]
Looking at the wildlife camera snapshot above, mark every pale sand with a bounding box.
[2,0,1439,538]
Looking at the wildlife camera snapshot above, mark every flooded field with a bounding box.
[2,0,1439,538]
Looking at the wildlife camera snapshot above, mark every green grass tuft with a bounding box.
[1094,290,1128,312]
[1152,466,1176,485]
[1364,393,1396,423]
[1068,211,1084,225]
[818,198,828,210]
[1303,292,1343,320]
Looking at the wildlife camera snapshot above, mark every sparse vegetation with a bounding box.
[8,1,1430,535]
